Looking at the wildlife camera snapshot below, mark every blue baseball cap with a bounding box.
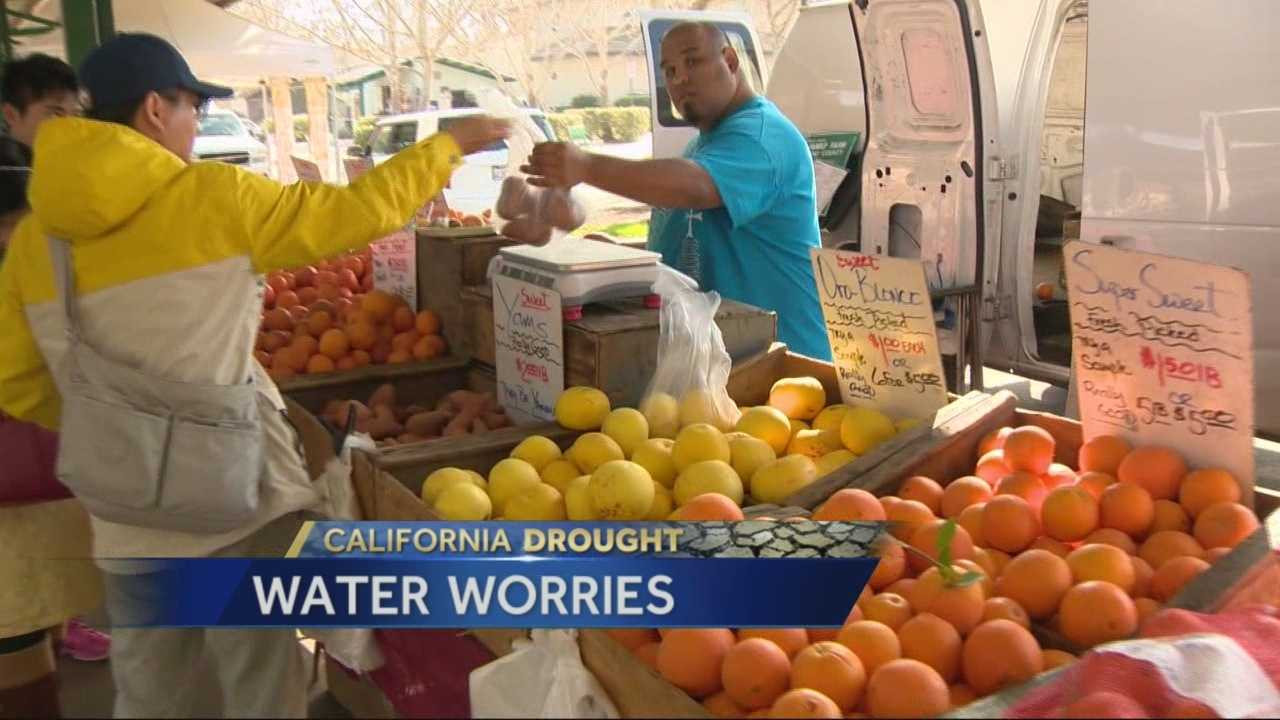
[79,33,233,109]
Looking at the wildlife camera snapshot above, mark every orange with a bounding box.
[1117,446,1187,501]
[791,642,866,712]
[981,597,1030,628]
[703,691,745,719]
[957,504,987,548]
[633,642,660,671]
[657,628,735,698]
[1082,528,1138,556]
[814,489,886,522]
[1029,536,1072,558]
[899,476,944,516]
[1044,463,1078,489]
[1134,598,1161,624]
[1041,649,1076,671]
[949,683,978,709]
[940,477,993,519]
[860,593,913,631]
[961,619,1043,696]
[263,307,295,332]
[884,579,919,611]
[912,565,986,636]
[412,335,443,361]
[955,559,993,598]
[607,628,658,651]
[739,629,810,659]
[1151,500,1191,534]
[977,427,1013,457]
[305,309,333,336]
[769,688,841,719]
[722,638,792,710]
[879,495,901,518]
[1075,471,1118,499]
[908,520,975,572]
[1139,531,1206,570]
[981,496,1040,554]
[865,659,950,719]
[1059,581,1138,647]
[978,548,1011,578]
[1131,556,1154,599]
[1150,556,1210,602]
[318,328,350,360]
[1041,485,1101,542]
[1193,501,1259,550]
[305,354,335,374]
[335,355,357,371]
[360,290,399,322]
[387,349,413,364]
[415,310,442,336]
[351,350,372,368]
[1207,546,1232,563]
[886,499,935,542]
[897,613,962,682]
[994,549,1071,620]
[995,471,1049,512]
[391,305,415,333]
[971,548,1005,581]
[670,494,746,521]
[1079,435,1132,475]
[391,331,421,355]
[836,622,901,677]
[1099,482,1155,539]
[346,322,377,351]
[868,541,905,590]
[1179,469,1241,518]
[806,627,840,642]
[275,289,300,309]
[1002,426,1055,475]
[974,450,1012,486]
[1066,544,1135,594]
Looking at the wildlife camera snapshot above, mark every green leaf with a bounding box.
[949,571,985,589]
[936,519,957,569]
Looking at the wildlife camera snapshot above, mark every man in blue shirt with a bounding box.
[523,21,830,360]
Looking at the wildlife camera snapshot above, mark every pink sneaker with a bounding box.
[60,618,110,662]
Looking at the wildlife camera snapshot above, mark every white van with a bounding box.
[193,109,270,176]
[638,1,1280,436]
[352,108,554,214]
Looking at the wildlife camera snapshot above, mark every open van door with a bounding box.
[638,10,769,160]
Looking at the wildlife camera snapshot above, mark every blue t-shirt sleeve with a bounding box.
[688,125,778,229]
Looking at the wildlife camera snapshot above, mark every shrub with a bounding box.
[293,116,309,142]
[569,93,602,109]
[616,94,651,108]
[353,116,379,147]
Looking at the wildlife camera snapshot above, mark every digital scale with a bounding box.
[489,241,663,320]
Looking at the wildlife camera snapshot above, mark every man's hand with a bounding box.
[443,116,512,156]
[522,142,591,188]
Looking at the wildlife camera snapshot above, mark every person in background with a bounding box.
[0,33,507,718]
[0,52,104,720]
[523,21,831,361]
[0,54,79,255]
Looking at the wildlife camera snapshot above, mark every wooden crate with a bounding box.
[415,230,521,359]
[462,284,777,408]
[279,357,475,416]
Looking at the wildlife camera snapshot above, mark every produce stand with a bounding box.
[462,284,777,409]
[415,229,520,359]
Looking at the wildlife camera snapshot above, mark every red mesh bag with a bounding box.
[1006,603,1280,719]
[362,629,496,718]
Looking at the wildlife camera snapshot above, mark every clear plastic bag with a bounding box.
[479,89,584,245]
[640,266,741,437]
[469,629,619,719]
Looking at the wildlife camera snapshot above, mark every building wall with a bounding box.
[536,53,648,109]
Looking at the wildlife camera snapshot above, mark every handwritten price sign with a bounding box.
[370,229,418,311]
[811,249,948,420]
[1064,241,1255,495]
[493,268,564,423]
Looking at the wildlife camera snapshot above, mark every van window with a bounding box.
[372,122,418,155]
[438,117,508,152]
[650,19,764,129]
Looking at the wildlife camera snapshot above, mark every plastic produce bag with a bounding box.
[469,629,619,719]
[479,89,584,246]
[640,265,741,437]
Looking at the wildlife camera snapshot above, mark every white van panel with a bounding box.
[767,3,867,141]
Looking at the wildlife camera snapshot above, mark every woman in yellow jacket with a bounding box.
[0,34,508,718]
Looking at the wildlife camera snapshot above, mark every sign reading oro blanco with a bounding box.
[1064,241,1255,494]
[493,268,565,423]
[811,249,948,420]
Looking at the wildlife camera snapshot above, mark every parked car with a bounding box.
[642,1,1280,435]
[193,109,269,175]
[350,108,554,214]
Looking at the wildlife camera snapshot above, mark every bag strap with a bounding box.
[46,236,83,343]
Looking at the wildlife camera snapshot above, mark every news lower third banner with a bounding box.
[109,521,887,629]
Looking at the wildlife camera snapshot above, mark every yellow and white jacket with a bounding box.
[0,117,461,562]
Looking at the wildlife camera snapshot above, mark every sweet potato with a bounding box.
[333,401,373,433]
[471,418,490,434]
[443,407,480,437]
[405,410,451,437]
[322,400,347,424]
[397,433,426,444]
[484,412,511,429]
[368,384,397,410]
[367,405,404,440]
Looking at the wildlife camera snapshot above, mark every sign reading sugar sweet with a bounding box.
[493,266,565,424]
[811,249,948,420]
[1064,241,1255,493]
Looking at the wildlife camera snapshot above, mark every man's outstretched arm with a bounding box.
[522,142,722,211]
